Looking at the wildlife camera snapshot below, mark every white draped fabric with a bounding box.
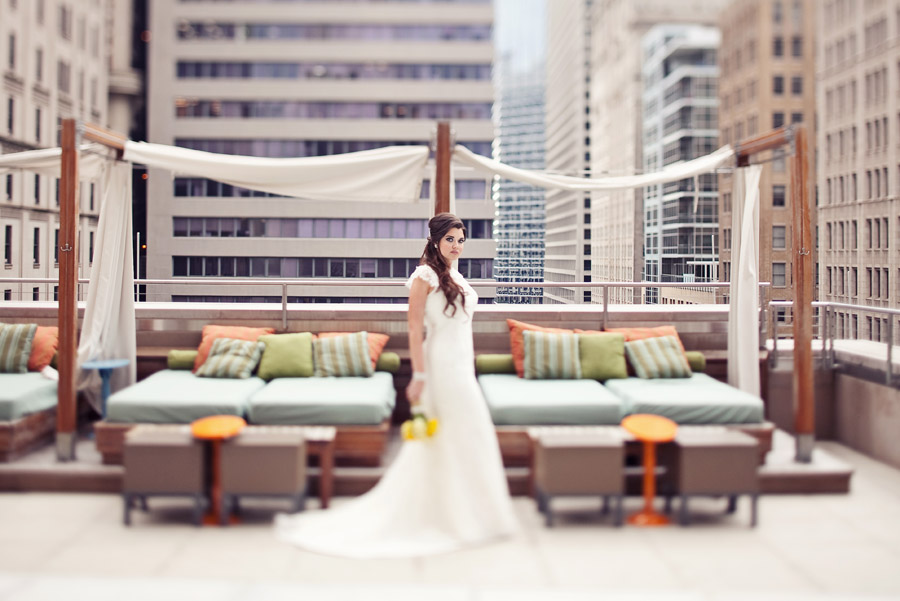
[727,165,763,396]
[123,142,430,202]
[0,145,108,179]
[452,143,735,191]
[75,161,137,409]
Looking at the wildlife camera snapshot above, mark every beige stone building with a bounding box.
[717,0,817,321]
[0,0,109,302]
[145,0,496,303]
[583,0,728,305]
[817,0,900,342]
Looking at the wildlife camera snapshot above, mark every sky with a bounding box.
[494,0,546,75]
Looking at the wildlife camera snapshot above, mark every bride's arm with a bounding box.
[406,277,430,406]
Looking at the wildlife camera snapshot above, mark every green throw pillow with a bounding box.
[624,335,692,379]
[579,332,627,381]
[475,354,516,375]
[685,351,706,373]
[523,330,581,380]
[256,332,314,380]
[167,349,198,370]
[0,323,37,374]
[375,351,401,374]
[313,330,373,377]
[196,338,265,379]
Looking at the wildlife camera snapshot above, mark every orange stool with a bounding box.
[191,415,246,526]
[621,414,677,526]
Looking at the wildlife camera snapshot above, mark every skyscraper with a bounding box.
[817,0,899,342]
[145,0,496,303]
[641,24,720,305]
[0,0,109,302]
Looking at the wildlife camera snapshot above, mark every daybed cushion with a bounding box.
[247,371,396,425]
[0,373,57,420]
[603,373,765,424]
[106,370,265,423]
[478,374,622,426]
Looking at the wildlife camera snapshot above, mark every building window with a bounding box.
[772,262,786,287]
[5,174,11,201]
[773,225,787,249]
[7,34,15,69]
[773,75,784,95]
[773,185,786,207]
[34,107,40,142]
[773,0,783,23]
[32,227,39,265]
[791,76,802,95]
[773,36,784,57]
[6,97,12,134]
[4,225,11,264]
[791,36,802,57]
[35,48,43,81]
[32,287,39,301]
[3,290,10,301]
[89,231,93,263]
[54,229,59,264]
[33,174,40,204]
[773,112,785,128]
[791,112,803,124]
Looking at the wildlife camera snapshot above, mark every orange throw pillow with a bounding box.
[317,332,389,369]
[28,326,59,371]
[603,325,686,353]
[193,325,275,372]
[507,319,573,378]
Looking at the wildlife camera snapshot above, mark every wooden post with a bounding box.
[790,125,815,462]
[434,121,451,215]
[57,119,79,461]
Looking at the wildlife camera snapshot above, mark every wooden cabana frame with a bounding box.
[734,124,815,462]
[57,119,127,461]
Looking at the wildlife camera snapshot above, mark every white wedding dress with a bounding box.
[274,264,518,558]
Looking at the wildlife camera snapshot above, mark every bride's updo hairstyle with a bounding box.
[421,212,468,317]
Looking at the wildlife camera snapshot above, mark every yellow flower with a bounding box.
[402,412,439,440]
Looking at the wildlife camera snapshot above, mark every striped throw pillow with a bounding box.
[195,337,266,379]
[522,330,581,380]
[0,323,38,374]
[624,335,692,379]
[313,331,374,377]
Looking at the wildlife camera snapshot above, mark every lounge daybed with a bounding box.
[476,321,774,467]
[95,329,398,466]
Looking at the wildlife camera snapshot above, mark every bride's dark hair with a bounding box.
[420,212,468,317]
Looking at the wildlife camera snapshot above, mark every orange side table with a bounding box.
[191,415,246,526]
[621,414,678,526]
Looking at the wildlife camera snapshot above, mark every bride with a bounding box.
[275,212,518,558]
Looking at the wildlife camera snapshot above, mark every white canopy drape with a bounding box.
[123,142,430,202]
[727,165,763,395]
[0,145,108,179]
[453,143,735,191]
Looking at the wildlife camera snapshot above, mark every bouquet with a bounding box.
[401,411,439,440]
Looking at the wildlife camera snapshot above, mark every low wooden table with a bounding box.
[294,426,337,509]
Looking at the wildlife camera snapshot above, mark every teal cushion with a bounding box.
[257,332,314,380]
[106,370,264,423]
[313,331,373,377]
[196,338,266,379]
[624,335,692,379]
[0,372,57,420]
[579,333,627,381]
[523,330,581,380]
[0,323,37,374]
[604,373,764,424]
[247,371,396,425]
[478,374,622,425]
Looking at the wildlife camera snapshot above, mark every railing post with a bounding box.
[281,283,288,331]
[602,286,609,330]
[887,317,894,386]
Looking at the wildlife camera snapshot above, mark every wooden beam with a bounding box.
[82,123,127,156]
[57,119,79,461]
[789,125,815,462]
[434,121,451,215]
[735,126,790,167]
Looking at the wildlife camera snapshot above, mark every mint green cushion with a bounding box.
[106,370,264,423]
[256,332,313,380]
[247,371,396,425]
[478,374,622,425]
[579,332,627,381]
[475,354,516,375]
[624,335,692,379]
[523,331,581,380]
[0,373,57,420]
[167,350,198,370]
[604,373,764,424]
[685,351,706,373]
[375,351,400,374]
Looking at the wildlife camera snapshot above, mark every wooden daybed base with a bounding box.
[0,408,57,462]
[94,419,391,467]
